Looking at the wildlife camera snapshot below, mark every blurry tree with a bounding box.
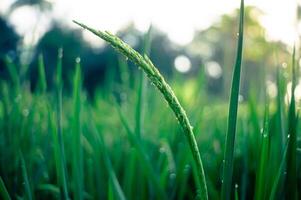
[188,6,289,99]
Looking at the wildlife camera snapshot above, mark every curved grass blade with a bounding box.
[0,176,11,200]
[221,0,244,199]
[73,20,208,200]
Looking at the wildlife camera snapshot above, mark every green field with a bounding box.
[0,1,300,199]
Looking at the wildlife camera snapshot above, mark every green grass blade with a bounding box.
[20,152,33,200]
[269,138,289,200]
[55,49,69,199]
[254,101,270,200]
[116,105,168,199]
[221,0,244,199]
[72,58,83,200]
[285,46,298,200]
[4,55,19,91]
[235,184,239,200]
[73,19,208,200]
[135,26,152,138]
[91,123,127,200]
[37,54,47,93]
[0,176,11,200]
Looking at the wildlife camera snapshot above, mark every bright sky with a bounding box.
[0,0,299,45]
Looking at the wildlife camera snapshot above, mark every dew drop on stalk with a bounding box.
[22,109,29,117]
[76,57,81,63]
[281,62,287,69]
[58,48,63,58]
[169,173,176,180]
[238,94,244,103]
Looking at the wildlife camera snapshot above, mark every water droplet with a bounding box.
[58,49,63,59]
[159,147,165,153]
[287,134,290,139]
[282,62,287,69]
[76,57,81,63]
[235,184,239,189]
[238,94,244,103]
[169,173,176,180]
[22,109,29,117]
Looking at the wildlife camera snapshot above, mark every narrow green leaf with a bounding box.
[20,152,33,200]
[72,57,83,200]
[269,138,289,200]
[0,176,11,200]
[37,54,47,93]
[54,48,69,200]
[285,46,298,200]
[254,101,270,200]
[221,0,244,199]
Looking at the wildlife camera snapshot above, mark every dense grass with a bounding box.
[0,0,300,199]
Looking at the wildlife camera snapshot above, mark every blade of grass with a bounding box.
[254,100,270,200]
[269,138,289,200]
[116,104,168,199]
[221,0,244,199]
[90,122,127,200]
[72,58,83,200]
[37,54,47,93]
[285,46,298,200]
[235,184,239,200]
[20,152,33,200]
[0,176,11,200]
[55,48,69,200]
[73,19,208,200]
[135,26,152,139]
[4,55,19,92]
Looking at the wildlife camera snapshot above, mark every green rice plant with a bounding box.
[0,176,11,200]
[72,20,208,199]
[221,0,244,199]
